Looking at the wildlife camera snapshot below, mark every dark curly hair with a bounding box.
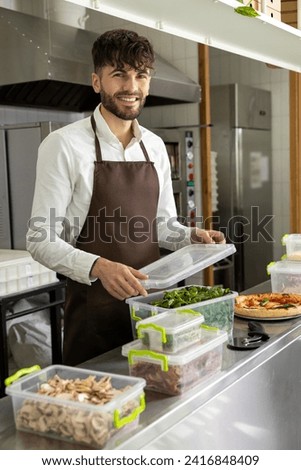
[92,29,155,73]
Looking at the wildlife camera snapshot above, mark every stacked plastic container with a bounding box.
[122,310,228,396]
[282,234,301,261]
[126,243,238,338]
[127,285,237,339]
[267,234,301,293]
[136,310,206,353]
[0,250,57,296]
[122,244,235,395]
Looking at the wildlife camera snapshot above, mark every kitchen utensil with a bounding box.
[227,321,270,350]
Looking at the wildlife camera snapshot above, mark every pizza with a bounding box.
[234,292,301,318]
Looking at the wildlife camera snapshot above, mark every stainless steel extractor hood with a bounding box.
[0,4,201,111]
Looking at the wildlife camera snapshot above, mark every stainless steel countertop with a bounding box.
[2,281,301,450]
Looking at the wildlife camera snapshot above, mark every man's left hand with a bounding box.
[191,228,226,244]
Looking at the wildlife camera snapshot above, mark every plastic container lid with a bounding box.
[122,331,228,367]
[0,249,32,265]
[267,260,301,275]
[6,364,146,412]
[137,310,204,333]
[140,243,236,289]
[281,234,301,246]
[136,310,205,353]
[281,234,301,261]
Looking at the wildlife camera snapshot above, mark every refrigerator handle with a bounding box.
[233,219,245,293]
[232,128,244,293]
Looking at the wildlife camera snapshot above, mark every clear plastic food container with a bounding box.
[267,260,301,293]
[136,310,205,353]
[282,234,301,261]
[122,329,227,396]
[6,365,146,449]
[127,285,237,338]
[140,244,236,290]
[0,249,57,296]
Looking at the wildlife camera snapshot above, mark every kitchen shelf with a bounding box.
[0,280,66,398]
[66,0,301,71]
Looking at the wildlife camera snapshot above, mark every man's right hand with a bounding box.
[90,257,148,300]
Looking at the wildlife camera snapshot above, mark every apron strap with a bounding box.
[90,114,102,162]
[139,140,151,162]
[90,113,151,162]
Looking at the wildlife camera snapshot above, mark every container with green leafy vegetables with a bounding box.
[126,285,238,338]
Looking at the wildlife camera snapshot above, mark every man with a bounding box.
[27,29,225,366]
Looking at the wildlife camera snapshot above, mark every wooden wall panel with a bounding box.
[198,43,214,285]
[281,0,298,28]
[289,71,301,232]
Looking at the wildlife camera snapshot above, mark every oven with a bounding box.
[151,128,196,227]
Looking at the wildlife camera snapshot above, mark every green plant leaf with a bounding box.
[234,6,260,17]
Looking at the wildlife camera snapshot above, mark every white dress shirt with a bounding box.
[26,105,192,284]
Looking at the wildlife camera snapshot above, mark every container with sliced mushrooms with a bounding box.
[122,328,228,396]
[6,365,146,449]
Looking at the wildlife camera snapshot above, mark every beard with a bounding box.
[100,89,147,120]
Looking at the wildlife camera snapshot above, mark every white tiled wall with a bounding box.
[210,47,290,261]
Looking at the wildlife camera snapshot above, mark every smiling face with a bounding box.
[92,64,151,121]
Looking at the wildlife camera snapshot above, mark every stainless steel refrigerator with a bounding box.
[0,122,66,250]
[210,84,273,292]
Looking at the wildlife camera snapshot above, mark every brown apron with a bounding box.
[63,115,160,366]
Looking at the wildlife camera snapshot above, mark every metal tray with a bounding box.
[234,312,301,321]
